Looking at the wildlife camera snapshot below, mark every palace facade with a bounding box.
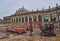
[3,4,60,28]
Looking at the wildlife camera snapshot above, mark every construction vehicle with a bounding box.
[29,22,56,36]
[6,22,56,36]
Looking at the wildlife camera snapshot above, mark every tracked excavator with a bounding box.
[28,22,56,36]
[7,22,56,36]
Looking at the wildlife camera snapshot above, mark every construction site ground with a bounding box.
[0,27,60,41]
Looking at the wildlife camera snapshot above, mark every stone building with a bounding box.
[3,4,60,28]
[0,19,3,24]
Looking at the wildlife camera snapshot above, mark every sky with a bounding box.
[0,0,60,19]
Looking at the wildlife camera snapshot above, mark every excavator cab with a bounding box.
[40,23,56,36]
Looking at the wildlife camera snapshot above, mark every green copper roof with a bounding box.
[17,6,29,12]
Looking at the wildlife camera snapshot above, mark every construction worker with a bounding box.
[29,22,33,36]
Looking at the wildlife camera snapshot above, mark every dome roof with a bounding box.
[17,6,29,13]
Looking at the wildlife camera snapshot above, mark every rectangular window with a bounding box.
[58,15,60,22]
[14,18,15,23]
[44,15,48,22]
[33,16,37,22]
[29,17,32,22]
[25,17,28,22]
[22,17,24,22]
[51,14,56,22]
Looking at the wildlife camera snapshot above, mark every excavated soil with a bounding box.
[0,28,60,41]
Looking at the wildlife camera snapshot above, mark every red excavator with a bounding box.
[6,26,26,34]
[6,22,56,36]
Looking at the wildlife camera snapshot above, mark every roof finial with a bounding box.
[32,9,33,12]
[22,6,24,8]
[49,6,50,9]
[49,6,50,10]
[37,8,38,11]
[56,3,58,7]
[42,7,44,10]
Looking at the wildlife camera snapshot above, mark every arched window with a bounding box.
[33,16,37,22]
[16,18,18,23]
[59,23,60,27]
[29,16,32,22]
[44,15,48,22]
[58,13,60,22]
[38,15,42,22]
[51,14,56,22]
[22,17,24,22]
[25,17,28,22]
[14,18,15,23]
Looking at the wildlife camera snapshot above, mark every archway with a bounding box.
[38,15,42,22]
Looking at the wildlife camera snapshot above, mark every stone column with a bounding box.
[15,18,16,23]
[56,14,59,28]
[37,16,38,22]
[28,16,29,22]
[24,17,25,23]
[13,18,15,23]
[12,18,14,23]
[56,14,58,22]
[32,16,33,22]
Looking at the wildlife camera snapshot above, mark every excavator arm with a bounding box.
[29,22,44,31]
[29,22,56,36]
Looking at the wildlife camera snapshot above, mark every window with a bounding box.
[59,23,60,27]
[58,15,60,22]
[14,18,15,23]
[38,15,42,22]
[51,14,56,22]
[12,19,13,23]
[22,17,24,22]
[58,13,60,22]
[33,16,37,22]
[44,15,48,22]
[25,17,28,22]
[29,16,32,22]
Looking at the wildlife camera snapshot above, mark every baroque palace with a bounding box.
[3,4,60,28]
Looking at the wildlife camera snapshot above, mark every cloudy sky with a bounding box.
[0,0,60,19]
